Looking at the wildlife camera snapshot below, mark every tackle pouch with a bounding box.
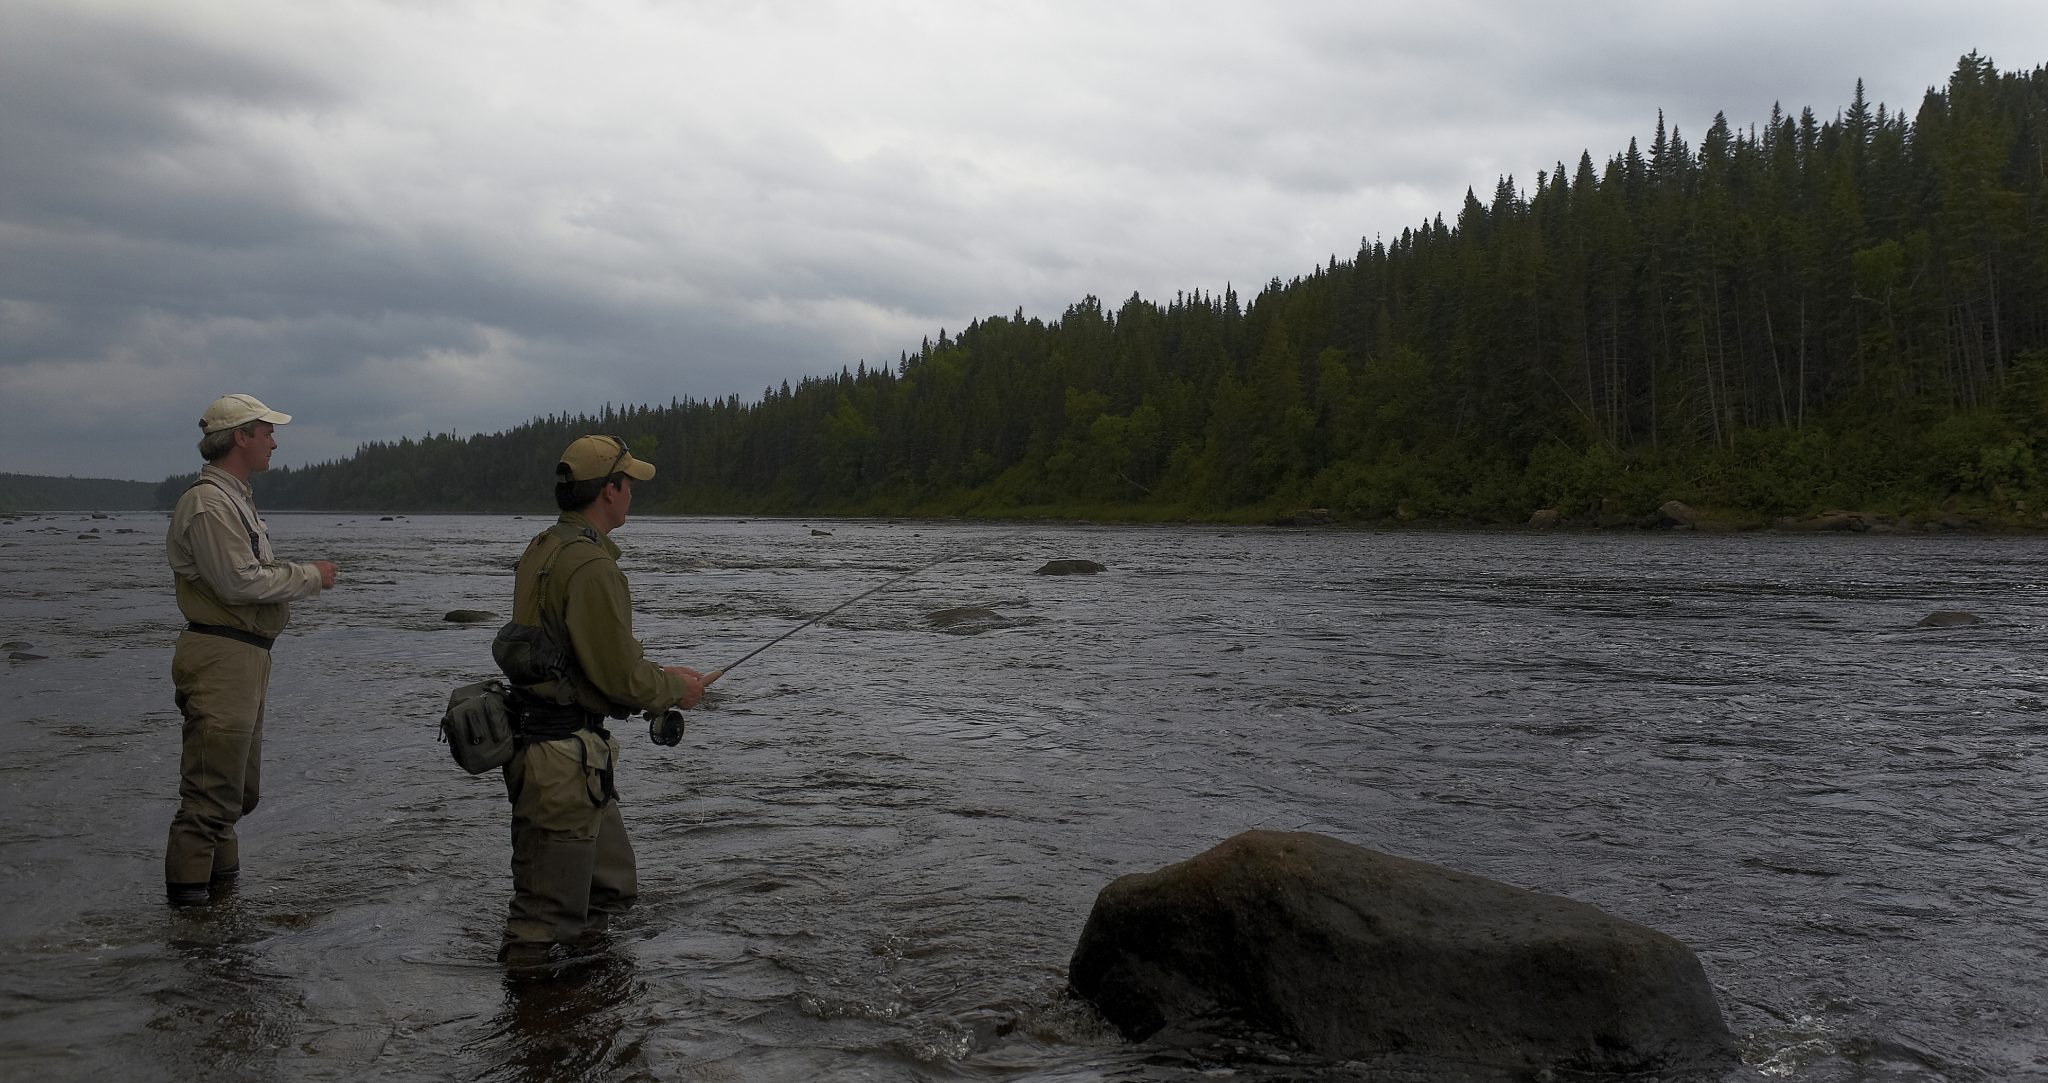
[440,678,517,774]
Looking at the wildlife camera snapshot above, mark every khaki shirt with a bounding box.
[166,464,324,638]
[515,512,686,717]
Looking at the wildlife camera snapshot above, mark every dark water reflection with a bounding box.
[1,513,2043,1081]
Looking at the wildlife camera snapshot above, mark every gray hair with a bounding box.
[197,422,258,462]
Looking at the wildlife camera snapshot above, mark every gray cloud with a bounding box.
[1,0,2038,479]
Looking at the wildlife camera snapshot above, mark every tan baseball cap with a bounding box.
[558,434,656,482]
[199,393,292,433]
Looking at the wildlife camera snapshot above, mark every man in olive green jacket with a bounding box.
[497,434,705,967]
[164,394,339,906]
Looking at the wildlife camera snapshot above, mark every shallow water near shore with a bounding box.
[0,512,2043,1082]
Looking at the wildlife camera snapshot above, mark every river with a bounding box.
[0,512,2042,1082]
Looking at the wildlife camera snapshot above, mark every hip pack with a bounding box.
[440,678,516,773]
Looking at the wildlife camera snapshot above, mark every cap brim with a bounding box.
[203,408,292,433]
[621,457,655,481]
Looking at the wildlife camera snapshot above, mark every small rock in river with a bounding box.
[443,610,499,624]
[9,651,48,662]
[1917,611,1982,627]
[1035,559,1105,575]
[2,641,31,650]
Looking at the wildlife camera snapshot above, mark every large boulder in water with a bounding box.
[1069,830,1738,1078]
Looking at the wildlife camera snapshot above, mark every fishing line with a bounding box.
[702,533,1014,685]
[649,532,1016,745]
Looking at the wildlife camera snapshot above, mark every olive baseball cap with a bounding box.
[558,434,656,482]
[200,393,292,433]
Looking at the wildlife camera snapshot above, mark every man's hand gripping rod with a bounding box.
[649,537,1001,745]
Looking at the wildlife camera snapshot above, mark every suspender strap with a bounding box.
[187,475,263,559]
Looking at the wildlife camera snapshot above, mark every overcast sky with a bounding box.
[2,1,2038,481]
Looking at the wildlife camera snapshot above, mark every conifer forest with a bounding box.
[181,55,2048,528]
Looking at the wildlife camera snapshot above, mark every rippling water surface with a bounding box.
[1,512,2043,1082]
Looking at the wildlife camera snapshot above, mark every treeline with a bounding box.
[3,473,160,512]
[200,55,2048,526]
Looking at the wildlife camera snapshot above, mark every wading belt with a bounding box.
[186,622,276,651]
[510,705,618,801]
[508,692,602,743]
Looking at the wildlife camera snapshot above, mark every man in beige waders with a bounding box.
[164,394,339,906]
[496,435,704,968]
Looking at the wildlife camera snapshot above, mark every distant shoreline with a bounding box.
[9,505,2041,536]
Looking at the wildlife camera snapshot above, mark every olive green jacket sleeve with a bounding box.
[559,557,687,715]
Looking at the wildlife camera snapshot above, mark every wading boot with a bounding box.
[166,881,209,907]
[499,938,609,981]
[499,939,555,971]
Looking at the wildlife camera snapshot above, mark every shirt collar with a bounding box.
[558,511,621,559]
[199,463,253,500]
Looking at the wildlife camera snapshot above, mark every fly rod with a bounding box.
[701,536,1005,686]
[649,535,1009,745]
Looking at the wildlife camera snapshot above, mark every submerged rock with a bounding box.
[1035,559,1105,575]
[926,606,1000,627]
[928,606,1030,636]
[1070,830,1738,1078]
[1918,611,1982,627]
[2,641,31,650]
[9,651,47,662]
[443,609,499,624]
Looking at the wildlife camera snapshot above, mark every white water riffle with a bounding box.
[0,512,2042,1082]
